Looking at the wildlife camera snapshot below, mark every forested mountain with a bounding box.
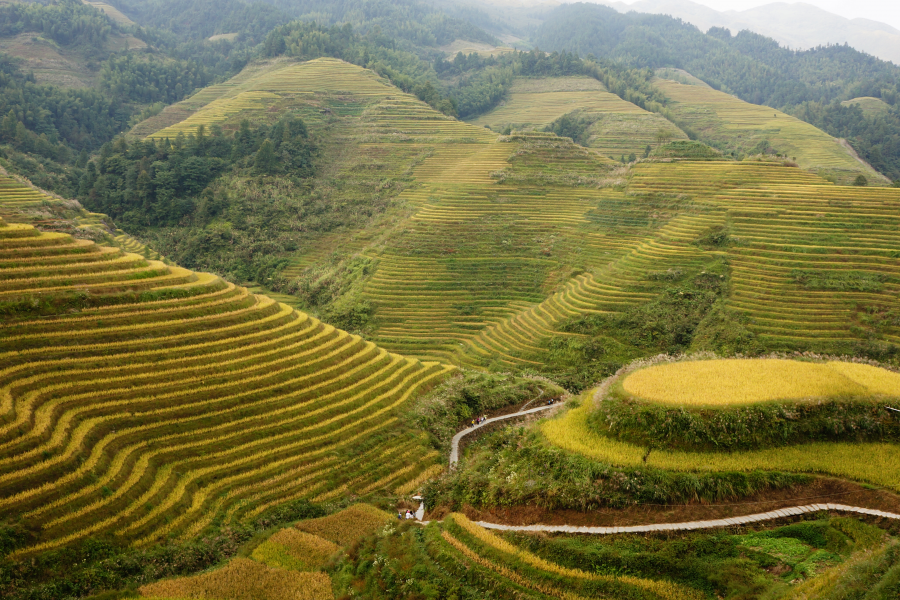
[106,0,495,48]
[602,0,900,65]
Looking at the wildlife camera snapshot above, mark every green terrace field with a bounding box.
[356,131,677,363]
[653,77,887,185]
[0,176,162,262]
[129,59,900,368]
[0,186,452,556]
[468,76,687,158]
[454,160,900,368]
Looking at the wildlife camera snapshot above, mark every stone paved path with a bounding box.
[449,404,559,467]
[473,503,900,534]
[424,405,900,534]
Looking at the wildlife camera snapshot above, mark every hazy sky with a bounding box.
[615,0,900,30]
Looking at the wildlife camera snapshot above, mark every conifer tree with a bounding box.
[254,139,277,174]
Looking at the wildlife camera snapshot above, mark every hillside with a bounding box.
[3,6,900,597]
[468,75,687,158]
[652,76,887,183]
[122,57,900,377]
[0,0,146,89]
[531,2,900,180]
[0,177,450,558]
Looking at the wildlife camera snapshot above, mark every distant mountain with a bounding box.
[597,0,900,64]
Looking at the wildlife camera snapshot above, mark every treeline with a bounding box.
[107,0,494,49]
[79,117,315,227]
[0,0,112,49]
[788,101,900,181]
[259,20,458,115]
[99,54,214,104]
[270,0,496,48]
[0,56,126,154]
[110,0,291,43]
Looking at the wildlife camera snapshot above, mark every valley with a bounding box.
[1,0,900,598]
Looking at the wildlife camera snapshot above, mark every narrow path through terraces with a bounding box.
[416,405,900,532]
[449,404,559,467]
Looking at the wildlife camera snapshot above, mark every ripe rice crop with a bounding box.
[823,362,900,396]
[138,557,333,600]
[619,359,894,406]
[446,514,702,599]
[653,78,883,183]
[395,463,445,495]
[251,528,340,571]
[0,217,450,556]
[441,529,591,600]
[295,504,393,545]
[543,398,900,490]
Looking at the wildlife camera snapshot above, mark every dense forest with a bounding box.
[106,0,495,49]
[80,117,314,226]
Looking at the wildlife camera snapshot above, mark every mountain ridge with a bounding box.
[597,0,900,64]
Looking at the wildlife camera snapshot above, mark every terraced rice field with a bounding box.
[133,60,900,367]
[413,514,703,599]
[469,76,685,157]
[715,183,900,350]
[622,161,900,352]
[841,96,891,117]
[146,58,398,140]
[360,134,670,362]
[544,391,900,491]
[621,359,900,406]
[0,178,52,215]
[457,159,900,366]
[81,0,135,25]
[653,78,885,184]
[0,206,451,555]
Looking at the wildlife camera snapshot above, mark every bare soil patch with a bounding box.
[428,477,900,528]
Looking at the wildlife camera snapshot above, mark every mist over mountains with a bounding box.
[596,0,900,64]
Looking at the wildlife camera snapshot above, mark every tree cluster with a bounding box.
[0,0,112,49]
[99,54,213,104]
[79,117,315,227]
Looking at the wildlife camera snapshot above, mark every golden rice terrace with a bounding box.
[0,185,451,556]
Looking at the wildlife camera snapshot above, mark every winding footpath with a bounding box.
[418,405,900,532]
[449,404,559,467]
[474,504,900,534]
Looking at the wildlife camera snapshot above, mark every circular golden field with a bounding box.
[620,359,900,407]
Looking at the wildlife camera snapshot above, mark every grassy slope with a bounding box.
[653,77,888,185]
[841,96,892,117]
[0,7,145,90]
[468,75,687,157]
[0,179,451,557]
